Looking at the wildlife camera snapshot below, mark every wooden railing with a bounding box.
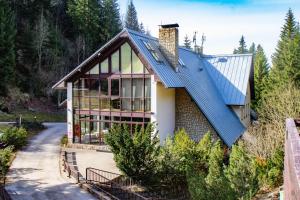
[284,118,300,200]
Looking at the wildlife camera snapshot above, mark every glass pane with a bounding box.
[80,97,89,110]
[90,79,99,97]
[111,79,119,96]
[145,78,151,112]
[145,67,149,74]
[101,58,109,73]
[89,64,99,74]
[90,116,100,144]
[111,98,120,111]
[73,96,79,109]
[80,120,90,144]
[79,79,89,96]
[121,78,131,111]
[121,43,131,74]
[132,79,144,111]
[100,98,110,111]
[90,98,99,110]
[132,51,143,73]
[100,79,108,96]
[73,80,79,96]
[111,50,119,73]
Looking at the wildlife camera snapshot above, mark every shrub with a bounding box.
[0,146,13,176]
[61,135,68,146]
[105,123,160,184]
[225,143,258,199]
[0,127,27,149]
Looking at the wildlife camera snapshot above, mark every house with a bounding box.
[53,24,254,147]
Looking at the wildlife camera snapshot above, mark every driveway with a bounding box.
[5,123,95,200]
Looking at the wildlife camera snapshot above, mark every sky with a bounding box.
[118,0,300,62]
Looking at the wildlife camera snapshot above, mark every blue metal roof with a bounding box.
[127,29,184,88]
[203,54,253,105]
[177,48,246,146]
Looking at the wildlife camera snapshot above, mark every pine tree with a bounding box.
[67,0,100,59]
[125,0,139,31]
[253,45,269,108]
[0,0,16,96]
[184,35,192,49]
[101,0,122,41]
[271,9,300,86]
[249,42,256,54]
[139,22,145,34]
[233,35,248,54]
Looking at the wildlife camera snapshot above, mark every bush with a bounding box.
[105,123,160,184]
[61,135,68,146]
[0,127,27,149]
[0,146,13,176]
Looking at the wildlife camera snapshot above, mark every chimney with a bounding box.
[159,23,179,70]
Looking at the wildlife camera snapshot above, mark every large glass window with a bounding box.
[132,51,143,73]
[132,78,144,111]
[121,79,131,111]
[89,64,99,74]
[121,43,131,73]
[100,79,108,96]
[111,50,119,73]
[111,79,120,96]
[101,58,109,73]
[145,78,151,112]
[90,79,99,97]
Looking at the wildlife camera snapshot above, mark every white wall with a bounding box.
[151,76,175,144]
[67,82,73,142]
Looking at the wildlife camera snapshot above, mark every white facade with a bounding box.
[151,76,175,144]
[67,82,73,142]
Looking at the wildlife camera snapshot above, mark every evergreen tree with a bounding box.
[253,45,269,108]
[249,42,256,54]
[233,35,248,54]
[184,35,192,49]
[0,0,16,96]
[139,22,145,34]
[125,0,139,31]
[225,144,258,199]
[271,9,300,87]
[67,0,100,59]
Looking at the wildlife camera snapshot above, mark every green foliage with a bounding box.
[253,45,269,108]
[105,123,160,184]
[125,0,140,31]
[61,134,68,146]
[233,35,248,54]
[0,127,27,149]
[0,147,13,176]
[225,143,258,199]
[184,35,192,49]
[0,0,16,96]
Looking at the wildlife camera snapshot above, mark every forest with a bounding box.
[0,0,146,109]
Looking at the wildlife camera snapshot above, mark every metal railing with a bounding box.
[62,151,81,183]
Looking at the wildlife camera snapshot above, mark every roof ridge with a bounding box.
[203,53,253,57]
[125,28,158,41]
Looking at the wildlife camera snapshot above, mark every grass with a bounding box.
[0,109,66,122]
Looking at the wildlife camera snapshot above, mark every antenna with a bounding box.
[200,33,206,54]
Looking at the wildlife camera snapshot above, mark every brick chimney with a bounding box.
[159,24,179,70]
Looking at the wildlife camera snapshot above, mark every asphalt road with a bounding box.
[5,123,95,200]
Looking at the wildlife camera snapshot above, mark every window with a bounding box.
[101,58,109,73]
[132,79,144,112]
[111,50,119,73]
[111,79,120,96]
[121,43,131,73]
[145,78,151,112]
[89,79,99,97]
[142,40,161,62]
[89,64,99,74]
[132,51,143,73]
[121,79,131,111]
[100,79,108,96]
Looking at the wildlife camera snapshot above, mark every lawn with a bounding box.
[0,110,66,122]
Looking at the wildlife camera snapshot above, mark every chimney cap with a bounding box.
[160,23,179,28]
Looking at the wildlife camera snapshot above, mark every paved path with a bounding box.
[5,123,95,200]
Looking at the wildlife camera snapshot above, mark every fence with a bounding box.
[62,151,81,183]
[284,118,300,200]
